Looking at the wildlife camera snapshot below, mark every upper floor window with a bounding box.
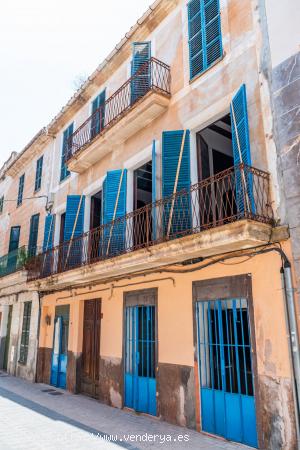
[187,0,222,80]
[0,196,4,214]
[17,174,25,207]
[60,123,73,182]
[34,155,43,192]
[131,42,151,103]
[91,90,106,139]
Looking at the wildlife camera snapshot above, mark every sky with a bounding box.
[0,0,152,167]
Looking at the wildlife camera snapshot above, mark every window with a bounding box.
[187,0,222,80]
[19,301,32,365]
[60,123,73,182]
[28,214,40,257]
[0,196,4,214]
[17,174,25,206]
[91,91,106,139]
[34,156,43,192]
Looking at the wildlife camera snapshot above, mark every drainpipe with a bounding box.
[282,261,300,445]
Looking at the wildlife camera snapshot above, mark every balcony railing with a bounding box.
[0,246,34,278]
[66,57,171,161]
[27,165,274,281]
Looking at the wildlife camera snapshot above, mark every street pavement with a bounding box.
[0,372,252,450]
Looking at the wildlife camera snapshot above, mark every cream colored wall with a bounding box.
[40,241,294,380]
[0,139,54,256]
[49,0,275,224]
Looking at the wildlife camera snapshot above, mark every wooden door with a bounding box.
[81,300,101,398]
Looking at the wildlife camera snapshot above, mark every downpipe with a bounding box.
[282,261,300,448]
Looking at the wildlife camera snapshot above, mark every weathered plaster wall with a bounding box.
[39,241,297,449]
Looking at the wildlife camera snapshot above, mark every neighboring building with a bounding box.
[0,130,54,381]
[0,1,299,449]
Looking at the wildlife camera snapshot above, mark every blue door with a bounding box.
[124,305,156,416]
[51,306,70,389]
[196,298,258,448]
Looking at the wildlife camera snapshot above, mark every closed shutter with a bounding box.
[91,89,106,138]
[131,42,151,103]
[64,195,85,242]
[230,84,254,214]
[19,301,32,365]
[28,214,40,256]
[162,130,191,236]
[188,0,222,80]
[102,169,127,256]
[60,123,73,181]
[43,214,55,252]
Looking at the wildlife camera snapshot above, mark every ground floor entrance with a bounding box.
[124,290,157,416]
[81,299,101,398]
[195,298,258,448]
[50,305,69,389]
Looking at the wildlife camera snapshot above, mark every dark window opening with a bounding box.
[59,213,66,245]
[17,174,25,207]
[196,113,236,226]
[90,190,102,261]
[133,161,152,248]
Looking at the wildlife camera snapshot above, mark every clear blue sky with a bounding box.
[0,0,152,167]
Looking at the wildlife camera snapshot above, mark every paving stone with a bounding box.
[0,374,252,450]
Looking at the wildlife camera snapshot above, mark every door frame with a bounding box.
[192,275,262,448]
[122,288,158,413]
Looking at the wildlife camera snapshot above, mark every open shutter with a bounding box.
[188,0,222,80]
[162,130,191,236]
[64,195,85,242]
[131,42,151,103]
[43,214,55,252]
[91,89,106,138]
[230,84,254,214]
[102,169,127,256]
[152,141,157,240]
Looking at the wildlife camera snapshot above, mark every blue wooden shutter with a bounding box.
[230,84,254,214]
[131,42,151,103]
[102,169,127,256]
[64,195,85,242]
[162,130,191,236]
[60,124,73,181]
[188,0,222,79]
[91,89,106,138]
[28,214,40,256]
[152,140,157,241]
[43,214,55,252]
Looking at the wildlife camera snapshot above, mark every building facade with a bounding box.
[0,1,299,449]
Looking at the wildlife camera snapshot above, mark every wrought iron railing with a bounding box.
[0,246,34,278]
[27,165,274,281]
[66,57,171,161]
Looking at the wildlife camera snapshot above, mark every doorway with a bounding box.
[133,161,152,248]
[124,289,157,416]
[50,305,70,389]
[7,226,20,272]
[196,114,236,226]
[195,298,258,447]
[89,191,102,261]
[3,306,12,371]
[81,299,101,398]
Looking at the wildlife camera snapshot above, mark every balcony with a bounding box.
[0,246,31,278]
[66,58,171,173]
[27,165,276,283]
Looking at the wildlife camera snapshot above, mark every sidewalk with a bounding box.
[0,372,252,450]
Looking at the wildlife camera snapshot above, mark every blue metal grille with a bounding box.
[125,305,156,415]
[196,298,258,447]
